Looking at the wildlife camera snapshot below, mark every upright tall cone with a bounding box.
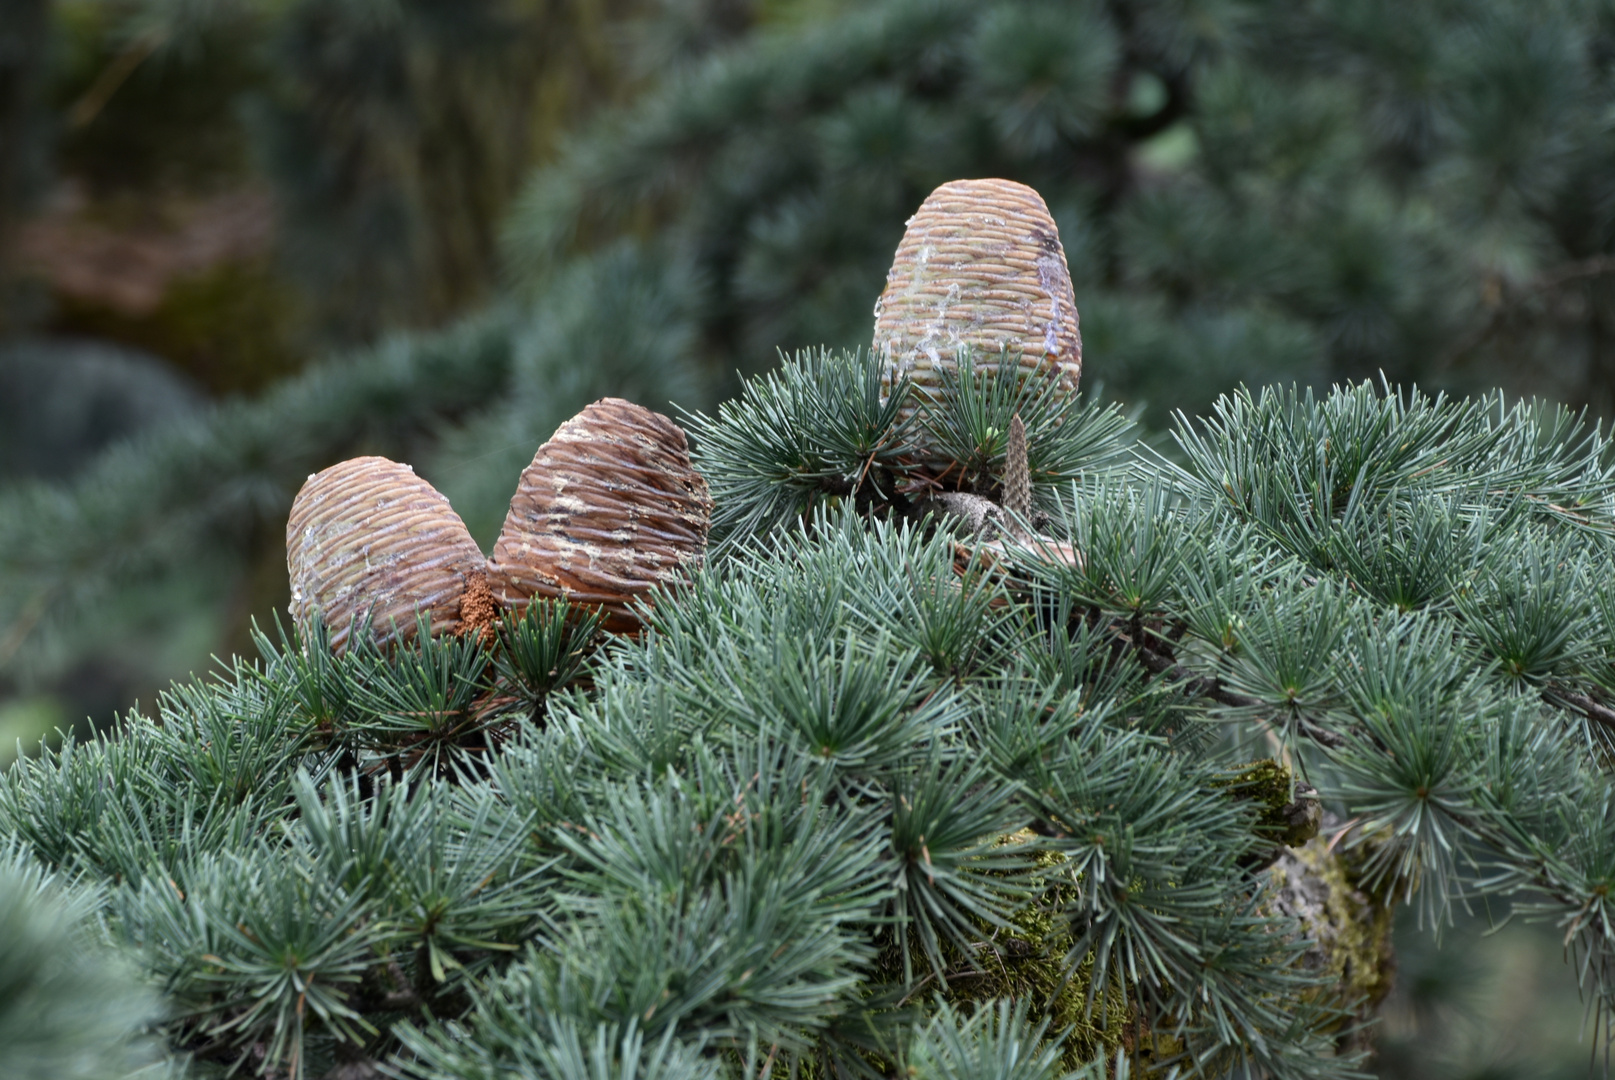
[490,398,713,633]
[873,178,1081,468]
[287,456,491,652]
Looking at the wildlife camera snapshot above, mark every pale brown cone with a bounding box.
[287,456,489,652]
[873,178,1081,470]
[489,398,713,634]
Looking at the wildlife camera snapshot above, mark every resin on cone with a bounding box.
[287,456,492,652]
[872,178,1081,469]
[490,398,713,633]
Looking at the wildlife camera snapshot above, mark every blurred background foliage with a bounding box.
[0,0,1611,1068]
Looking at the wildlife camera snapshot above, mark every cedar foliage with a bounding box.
[0,850,163,1078]
[4,349,1615,1077]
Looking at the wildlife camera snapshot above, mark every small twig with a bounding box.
[756,1042,780,1080]
[1325,817,1361,854]
[896,969,940,1007]
[1544,685,1615,732]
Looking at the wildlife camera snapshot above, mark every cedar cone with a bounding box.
[873,178,1081,472]
[286,457,493,652]
[488,398,713,634]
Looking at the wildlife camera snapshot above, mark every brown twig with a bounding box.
[1544,685,1615,733]
[756,1042,780,1080]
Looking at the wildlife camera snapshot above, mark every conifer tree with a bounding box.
[5,175,1615,1072]
[4,8,1615,1064]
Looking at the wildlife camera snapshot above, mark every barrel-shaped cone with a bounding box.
[287,456,489,652]
[873,178,1081,470]
[489,398,713,634]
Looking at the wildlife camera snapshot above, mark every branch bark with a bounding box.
[1544,684,1615,733]
[1134,642,1349,749]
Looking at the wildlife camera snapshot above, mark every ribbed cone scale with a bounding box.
[489,398,713,634]
[873,178,1081,467]
[286,456,489,653]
